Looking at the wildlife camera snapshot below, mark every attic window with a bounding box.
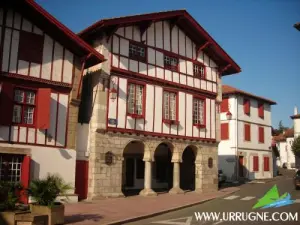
[129,42,146,62]
[164,55,178,72]
[193,63,205,78]
[18,31,44,64]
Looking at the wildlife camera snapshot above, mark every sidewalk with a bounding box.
[64,187,239,225]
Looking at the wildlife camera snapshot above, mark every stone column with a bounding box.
[139,160,157,196]
[169,161,184,194]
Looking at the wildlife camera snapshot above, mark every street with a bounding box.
[125,171,300,225]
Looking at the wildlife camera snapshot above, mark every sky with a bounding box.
[36,0,300,128]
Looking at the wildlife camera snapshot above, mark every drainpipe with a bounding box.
[235,95,239,181]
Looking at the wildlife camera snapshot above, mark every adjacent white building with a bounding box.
[218,85,276,181]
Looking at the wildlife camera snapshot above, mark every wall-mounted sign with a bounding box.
[108,118,118,125]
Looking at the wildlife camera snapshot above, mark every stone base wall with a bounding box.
[87,131,219,199]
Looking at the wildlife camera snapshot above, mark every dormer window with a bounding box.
[129,42,146,62]
[193,63,205,78]
[164,55,178,72]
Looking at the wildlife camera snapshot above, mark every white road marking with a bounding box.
[223,195,240,200]
[213,220,224,225]
[151,216,193,225]
[240,196,256,201]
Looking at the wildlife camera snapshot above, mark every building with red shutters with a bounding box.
[0,0,105,203]
[218,85,276,182]
[76,10,241,200]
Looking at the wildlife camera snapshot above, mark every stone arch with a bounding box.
[122,140,145,196]
[153,141,174,191]
[180,145,198,191]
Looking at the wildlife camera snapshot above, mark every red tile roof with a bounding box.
[291,114,300,119]
[78,10,241,75]
[222,85,277,105]
[273,128,294,142]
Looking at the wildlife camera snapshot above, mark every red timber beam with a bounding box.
[138,21,153,42]
[169,16,184,31]
[219,64,231,75]
[195,41,210,60]
[105,25,120,42]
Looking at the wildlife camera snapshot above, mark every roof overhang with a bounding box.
[294,23,300,31]
[2,0,106,68]
[291,114,300,119]
[78,10,241,75]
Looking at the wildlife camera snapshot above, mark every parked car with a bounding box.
[218,170,227,187]
[294,170,300,190]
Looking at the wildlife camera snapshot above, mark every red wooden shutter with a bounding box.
[259,127,264,143]
[243,99,250,115]
[36,88,51,129]
[221,98,229,113]
[20,155,31,204]
[253,156,259,172]
[264,157,269,171]
[244,124,251,141]
[258,102,264,118]
[0,82,14,125]
[221,123,229,140]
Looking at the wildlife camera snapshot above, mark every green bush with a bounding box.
[27,173,73,207]
[0,181,23,212]
[292,136,300,157]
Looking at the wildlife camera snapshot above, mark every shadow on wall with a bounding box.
[30,159,40,181]
[218,155,255,183]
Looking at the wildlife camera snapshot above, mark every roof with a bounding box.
[4,0,105,68]
[222,85,277,105]
[78,10,241,75]
[294,22,300,31]
[273,128,294,142]
[291,114,300,119]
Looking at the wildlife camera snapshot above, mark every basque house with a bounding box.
[0,0,105,203]
[218,85,276,181]
[76,10,241,200]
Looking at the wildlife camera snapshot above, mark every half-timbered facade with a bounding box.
[0,0,105,203]
[77,10,241,200]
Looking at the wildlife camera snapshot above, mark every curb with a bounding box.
[106,188,240,225]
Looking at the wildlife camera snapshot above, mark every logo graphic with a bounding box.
[253,185,295,209]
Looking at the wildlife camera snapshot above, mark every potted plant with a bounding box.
[28,173,73,225]
[0,181,29,225]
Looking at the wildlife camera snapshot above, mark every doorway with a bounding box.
[238,156,244,178]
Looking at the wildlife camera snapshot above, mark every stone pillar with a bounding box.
[139,160,157,196]
[169,150,184,194]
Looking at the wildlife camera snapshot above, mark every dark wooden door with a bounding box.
[126,158,135,187]
[238,156,244,177]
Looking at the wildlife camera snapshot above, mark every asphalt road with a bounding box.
[125,170,300,225]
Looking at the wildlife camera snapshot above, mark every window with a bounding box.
[18,31,44,64]
[253,156,259,172]
[244,123,251,141]
[12,89,36,125]
[127,83,145,118]
[244,98,250,115]
[193,98,205,127]
[193,63,205,78]
[258,102,264,119]
[163,91,177,124]
[129,42,146,62]
[259,126,265,143]
[164,55,178,71]
[221,123,229,140]
[0,154,22,182]
[221,98,229,113]
[264,157,270,171]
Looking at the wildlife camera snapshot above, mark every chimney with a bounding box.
[295,106,298,115]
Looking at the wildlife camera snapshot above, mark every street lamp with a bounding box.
[294,23,300,31]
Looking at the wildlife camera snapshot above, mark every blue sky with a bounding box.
[37,0,300,128]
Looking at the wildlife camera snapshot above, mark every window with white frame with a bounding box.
[164,55,178,71]
[163,91,177,121]
[193,63,205,78]
[129,43,146,61]
[193,98,205,126]
[127,83,144,116]
[0,154,22,182]
[13,89,36,125]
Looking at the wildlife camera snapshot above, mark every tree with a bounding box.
[292,136,300,157]
[278,120,288,133]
